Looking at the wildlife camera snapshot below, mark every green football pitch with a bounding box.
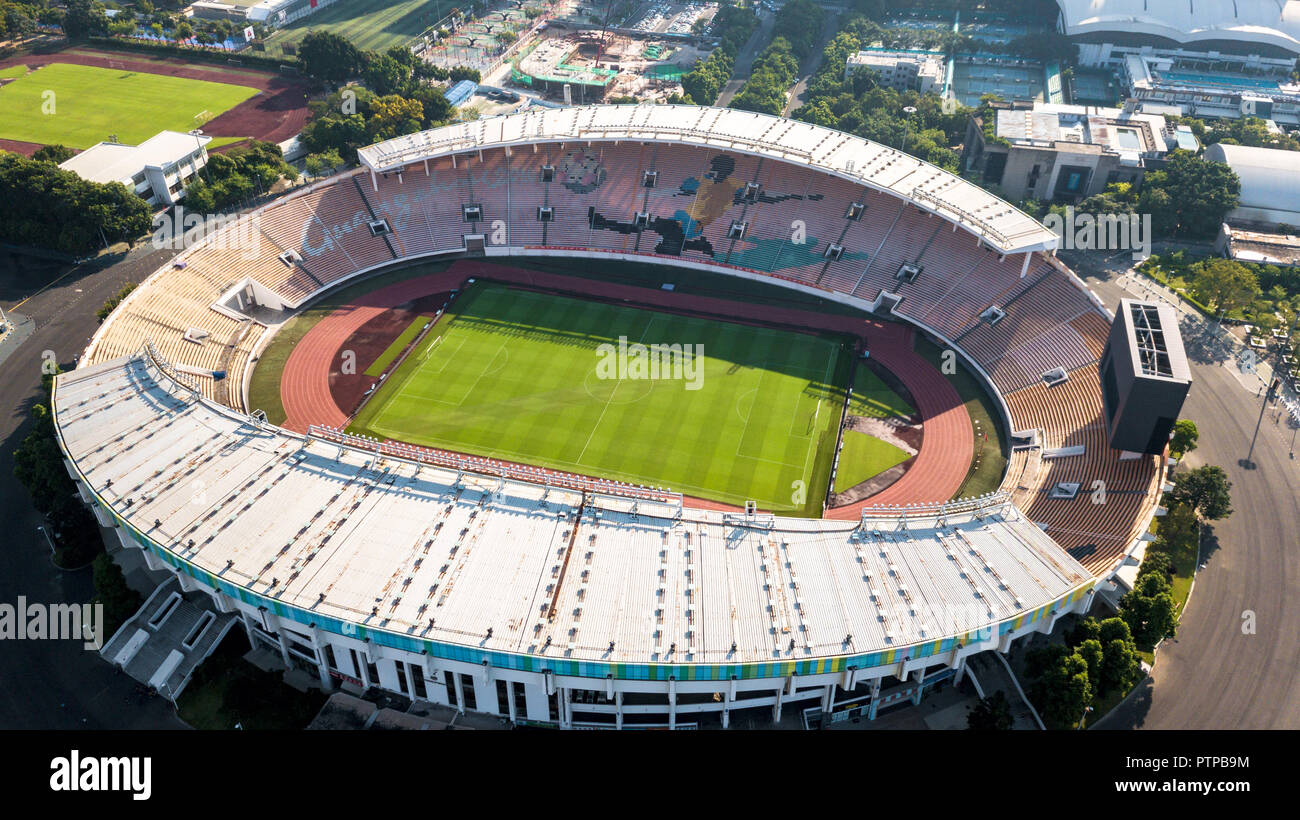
[0,63,258,149]
[348,284,854,515]
[261,0,453,57]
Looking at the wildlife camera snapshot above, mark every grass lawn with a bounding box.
[365,314,430,377]
[833,430,911,493]
[0,62,258,149]
[849,366,914,419]
[349,282,852,514]
[914,334,1008,499]
[262,0,453,56]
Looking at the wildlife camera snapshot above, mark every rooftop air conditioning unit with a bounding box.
[980,305,1006,326]
[1042,367,1069,386]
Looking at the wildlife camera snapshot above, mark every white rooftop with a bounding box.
[357,105,1060,254]
[1056,0,1300,55]
[59,130,211,185]
[996,103,1167,155]
[54,352,1093,668]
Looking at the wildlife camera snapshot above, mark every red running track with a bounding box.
[279,260,973,511]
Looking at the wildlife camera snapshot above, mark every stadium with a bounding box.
[52,105,1172,728]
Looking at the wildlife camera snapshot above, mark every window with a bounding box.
[460,674,477,710]
[411,664,427,699]
[394,660,409,695]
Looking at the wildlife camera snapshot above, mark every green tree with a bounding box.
[363,52,408,97]
[1100,636,1142,696]
[1142,151,1241,238]
[1169,419,1199,456]
[1188,257,1260,316]
[966,691,1014,730]
[1137,549,1173,583]
[61,0,109,39]
[32,144,75,164]
[1168,465,1234,520]
[1119,571,1179,650]
[1038,651,1093,728]
[299,30,364,83]
[92,553,143,639]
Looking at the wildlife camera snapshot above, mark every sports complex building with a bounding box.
[55,105,1178,728]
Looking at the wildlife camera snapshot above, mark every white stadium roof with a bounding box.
[357,105,1060,256]
[53,351,1093,670]
[1055,0,1300,55]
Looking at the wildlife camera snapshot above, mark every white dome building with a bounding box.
[1056,0,1300,56]
[1205,142,1300,228]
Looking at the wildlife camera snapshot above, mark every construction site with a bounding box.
[509,27,708,102]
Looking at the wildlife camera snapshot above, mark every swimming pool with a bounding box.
[1161,71,1282,91]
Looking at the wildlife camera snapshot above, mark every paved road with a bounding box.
[714,11,775,108]
[1068,251,1300,730]
[781,9,840,117]
[0,243,188,729]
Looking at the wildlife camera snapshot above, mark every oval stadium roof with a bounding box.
[52,351,1094,672]
[357,104,1061,256]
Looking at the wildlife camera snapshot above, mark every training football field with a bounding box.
[348,284,852,514]
[0,63,258,149]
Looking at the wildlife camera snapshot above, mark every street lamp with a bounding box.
[901,105,918,155]
[36,525,55,555]
[1076,705,1093,730]
[188,128,208,185]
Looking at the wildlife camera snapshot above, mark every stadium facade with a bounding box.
[58,106,1172,728]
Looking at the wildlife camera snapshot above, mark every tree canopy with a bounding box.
[0,151,152,254]
[1168,465,1234,520]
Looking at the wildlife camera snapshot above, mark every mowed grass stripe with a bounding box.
[364,316,431,377]
[0,63,258,148]
[348,283,852,513]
